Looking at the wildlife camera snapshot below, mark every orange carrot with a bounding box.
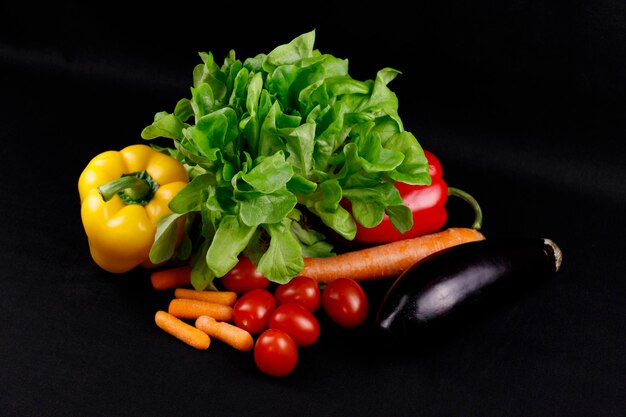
[195,315,254,352]
[154,310,211,350]
[151,265,192,290]
[174,288,237,306]
[301,227,485,284]
[168,298,234,322]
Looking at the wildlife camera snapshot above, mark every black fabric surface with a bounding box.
[2,3,625,416]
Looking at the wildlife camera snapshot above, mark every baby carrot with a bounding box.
[195,315,254,352]
[151,265,192,290]
[174,288,237,306]
[301,227,486,284]
[154,310,210,350]
[168,298,234,322]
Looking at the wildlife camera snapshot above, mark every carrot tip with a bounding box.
[195,315,254,352]
[150,266,192,290]
[155,310,211,350]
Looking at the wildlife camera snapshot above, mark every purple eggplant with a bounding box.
[374,237,563,339]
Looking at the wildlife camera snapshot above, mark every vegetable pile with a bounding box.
[77,30,564,378]
[152,266,370,377]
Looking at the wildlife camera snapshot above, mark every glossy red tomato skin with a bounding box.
[232,289,276,335]
[268,303,321,347]
[274,276,321,312]
[254,328,298,377]
[220,257,270,294]
[322,278,369,328]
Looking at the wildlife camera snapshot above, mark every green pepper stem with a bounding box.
[448,186,483,230]
[98,175,151,203]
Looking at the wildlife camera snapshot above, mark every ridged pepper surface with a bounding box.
[78,144,188,273]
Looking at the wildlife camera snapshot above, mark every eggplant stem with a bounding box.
[544,238,563,272]
[448,187,483,230]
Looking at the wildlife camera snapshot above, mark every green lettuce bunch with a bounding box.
[142,29,431,290]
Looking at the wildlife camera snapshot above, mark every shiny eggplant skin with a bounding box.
[374,237,562,339]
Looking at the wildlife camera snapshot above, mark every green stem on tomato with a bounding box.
[448,187,483,230]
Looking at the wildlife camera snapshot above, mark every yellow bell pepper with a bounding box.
[78,144,189,273]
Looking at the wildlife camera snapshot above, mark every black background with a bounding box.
[1,2,625,416]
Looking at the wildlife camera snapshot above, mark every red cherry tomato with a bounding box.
[221,257,270,294]
[254,328,298,377]
[274,276,321,312]
[268,303,320,347]
[233,289,276,334]
[322,278,369,328]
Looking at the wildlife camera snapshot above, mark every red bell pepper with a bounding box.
[349,150,482,244]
